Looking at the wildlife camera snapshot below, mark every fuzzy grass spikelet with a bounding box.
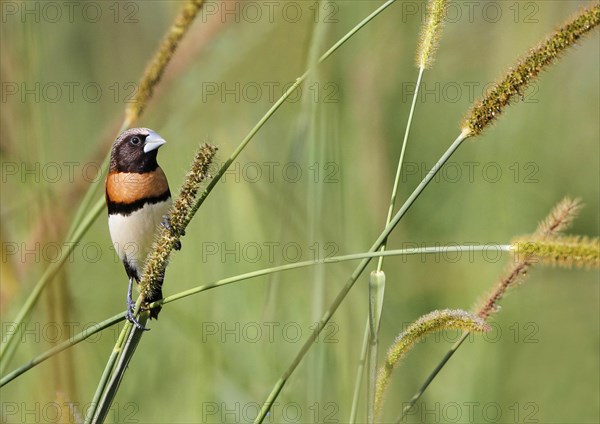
[126,0,205,124]
[532,197,582,241]
[513,237,600,269]
[477,197,581,319]
[140,143,218,309]
[375,309,488,418]
[463,4,600,135]
[416,0,448,69]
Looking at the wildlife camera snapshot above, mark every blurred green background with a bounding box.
[1,1,598,423]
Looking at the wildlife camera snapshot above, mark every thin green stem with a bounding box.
[84,296,143,424]
[254,130,470,423]
[0,313,125,387]
[84,319,134,424]
[92,312,148,424]
[189,0,397,219]
[1,244,507,387]
[366,65,424,424]
[398,331,470,422]
[368,332,377,424]
[349,320,370,423]
[376,66,424,272]
[367,271,385,424]
[66,158,105,240]
[355,67,425,424]
[160,243,492,308]
[67,120,127,240]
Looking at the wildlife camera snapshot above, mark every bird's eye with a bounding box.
[130,136,141,145]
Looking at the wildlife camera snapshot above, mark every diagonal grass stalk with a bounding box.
[83,297,146,424]
[367,270,385,423]
[189,0,398,219]
[0,312,125,387]
[363,66,425,424]
[66,154,112,242]
[376,66,425,273]
[0,244,509,387]
[90,313,148,424]
[158,243,500,308]
[360,3,448,413]
[378,310,488,418]
[349,320,371,423]
[66,120,128,243]
[84,319,135,424]
[398,332,469,422]
[253,130,470,423]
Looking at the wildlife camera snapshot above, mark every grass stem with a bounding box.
[1,244,508,387]
[254,130,470,423]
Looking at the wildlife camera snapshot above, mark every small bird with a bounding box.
[105,128,172,329]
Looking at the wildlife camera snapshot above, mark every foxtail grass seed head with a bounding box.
[477,197,582,319]
[416,0,448,69]
[463,5,600,136]
[126,0,205,124]
[375,309,488,418]
[140,143,217,305]
[512,237,600,269]
[533,197,582,241]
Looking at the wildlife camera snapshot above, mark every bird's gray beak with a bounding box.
[143,131,166,153]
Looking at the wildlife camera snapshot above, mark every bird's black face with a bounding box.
[110,128,166,173]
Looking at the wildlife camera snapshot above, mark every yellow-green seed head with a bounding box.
[462,5,600,136]
[512,236,599,269]
[476,197,583,320]
[375,309,488,417]
[140,143,218,305]
[416,0,448,69]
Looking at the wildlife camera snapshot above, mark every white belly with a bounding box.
[108,199,171,272]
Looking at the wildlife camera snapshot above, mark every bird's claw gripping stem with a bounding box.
[127,277,149,331]
[161,216,182,250]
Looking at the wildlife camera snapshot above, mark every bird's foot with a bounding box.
[161,216,183,250]
[127,307,149,331]
[127,278,149,331]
